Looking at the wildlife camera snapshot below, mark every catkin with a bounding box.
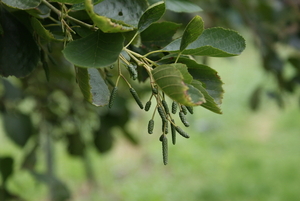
[148,119,154,134]
[186,106,194,114]
[157,106,167,122]
[129,87,144,109]
[172,101,177,114]
[145,100,152,111]
[171,119,176,145]
[109,87,118,108]
[181,105,188,115]
[162,99,170,114]
[175,126,190,138]
[161,134,168,165]
[179,111,190,127]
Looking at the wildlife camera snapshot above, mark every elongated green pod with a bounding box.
[172,101,177,114]
[181,105,188,115]
[148,119,154,134]
[186,106,194,114]
[152,87,158,94]
[175,126,190,138]
[145,100,152,111]
[109,87,118,108]
[162,120,168,134]
[157,106,167,122]
[161,134,168,165]
[171,119,176,145]
[129,87,144,109]
[179,111,190,127]
[128,64,137,80]
[162,99,170,115]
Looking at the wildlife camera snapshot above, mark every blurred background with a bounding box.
[1,0,300,200]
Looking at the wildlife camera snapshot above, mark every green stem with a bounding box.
[42,0,96,30]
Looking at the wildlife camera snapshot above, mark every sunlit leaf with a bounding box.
[138,1,166,32]
[2,0,41,10]
[180,15,204,51]
[63,30,124,68]
[164,27,246,57]
[77,67,110,106]
[85,0,135,32]
[152,64,205,106]
[191,80,222,114]
[93,0,148,27]
[179,58,224,105]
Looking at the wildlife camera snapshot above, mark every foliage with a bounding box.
[0,0,245,200]
[198,0,300,110]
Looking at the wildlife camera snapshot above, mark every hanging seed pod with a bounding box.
[145,100,152,111]
[152,87,158,94]
[181,105,188,115]
[148,119,154,134]
[175,126,190,138]
[186,106,194,114]
[179,111,190,127]
[162,99,170,115]
[129,87,144,109]
[161,134,168,165]
[127,64,137,80]
[157,106,167,122]
[172,101,177,114]
[171,119,176,145]
[162,120,168,134]
[109,87,118,108]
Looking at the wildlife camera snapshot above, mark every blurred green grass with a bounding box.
[2,34,300,201]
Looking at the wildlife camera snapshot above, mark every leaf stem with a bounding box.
[41,0,96,31]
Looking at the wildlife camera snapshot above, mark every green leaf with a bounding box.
[26,3,50,19]
[31,17,62,41]
[2,0,41,10]
[179,58,224,105]
[63,30,124,68]
[50,0,84,3]
[152,64,205,106]
[93,0,148,28]
[141,22,181,48]
[138,1,166,32]
[0,8,40,77]
[85,0,135,32]
[3,112,34,147]
[191,80,222,114]
[166,0,202,13]
[180,15,204,51]
[77,67,110,106]
[164,27,246,57]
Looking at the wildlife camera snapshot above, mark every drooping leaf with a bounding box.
[63,30,124,68]
[179,58,224,105]
[2,0,41,10]
[138,1,166,32]
[26,3,50,19]
[180,15,204,51]
[164,27,246,57]
[191,80,222,114]
[152,64,205,106]
[141,22,181,49]
[3,112,34,147]
[93,0,148,28]
[0,8,40,77]
[166,0,202,13]
[31,17,62,41]
[76,67,110,107]
[85,0,135,32]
